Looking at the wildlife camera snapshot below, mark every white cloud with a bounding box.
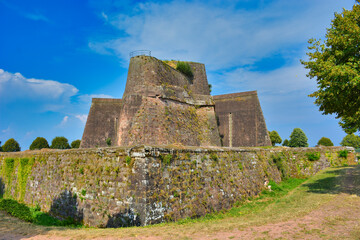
[215,62,316,96]
[59,116,69,127]
[75,114,88,124]
[89,0,354,69]
[24,131,34,139]
[25,13,49,22]
[2,126,11,134]
[101,11,108,21]
[0,69,78,103]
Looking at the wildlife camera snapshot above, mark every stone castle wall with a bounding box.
[214,91,272,147]
[81,56,222,148]
[81,55,272,148]
[81,98,122,148]
[0,146,356,227]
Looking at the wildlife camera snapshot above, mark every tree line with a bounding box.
[269,128,360,148]
[0,137,81,152]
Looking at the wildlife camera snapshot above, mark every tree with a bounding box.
[301,2,360,133]
[71,140,81,149]
[0,141,2,152]
[2,138,21,152]
[340,134,360,148]
[29,137,49,150]
[289,128,308,147]
[282,139,289,147]
[269,130,282,146]
[51,136,70,149]
[317,137,334,146]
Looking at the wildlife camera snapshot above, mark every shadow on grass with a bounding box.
[304,165,360,196]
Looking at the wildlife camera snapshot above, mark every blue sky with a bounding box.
[0,0,356,150]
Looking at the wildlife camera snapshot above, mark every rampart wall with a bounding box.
[0,146,355,227]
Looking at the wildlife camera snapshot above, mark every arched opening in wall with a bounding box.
[229,112,233,147]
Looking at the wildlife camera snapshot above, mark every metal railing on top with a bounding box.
[129,50,151,58]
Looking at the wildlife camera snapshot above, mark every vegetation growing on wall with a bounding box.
[106,138,112,146]
[0,146,355,227]
[16,158,34,201]
[176,61,193,78]
[338,150,348,158]
[306,152,321,161]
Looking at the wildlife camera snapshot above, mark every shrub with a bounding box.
[306,152,321,161]
[2,138,21,152]
[269,130,282,146]
[161,154,172,165]
[340,134,360,148]
[51,136,70,149]
[176,61,193,78]
[338,150,348,158]
[125,156,132,165]
[282,139,289,146]
[0,199,33,222]
[106,138,112,146]
[30,137,49,150]
[0,198,79,226]
[289,128,308,147]
[71,140,81,149]
[210,153,218,161]
[271,155,287,179]
[317,137,334,146]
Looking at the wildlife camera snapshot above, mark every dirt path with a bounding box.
[1,166,360,240]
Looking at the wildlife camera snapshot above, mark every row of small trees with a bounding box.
[269,128,360,148]
[0,137,81,152]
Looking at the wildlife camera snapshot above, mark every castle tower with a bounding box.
[81,55,221,148]
[80,55,271,148]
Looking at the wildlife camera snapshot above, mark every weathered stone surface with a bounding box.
[0,146,356,227]
[81,55,270,148]
[213,91,272,147]
[81,56,221,148]
[81,98,122,148]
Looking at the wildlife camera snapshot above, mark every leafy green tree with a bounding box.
[282,139,289,147]
[2,138,21,152]
[301,2,360,133]
[289,128,308,147]
[317,137,334,146]
[269,130,282,146]
[51,136,70,149]
[71,140,81,149]
[29,137,49,150]
[0,141,2,152]
[340,134,360,148]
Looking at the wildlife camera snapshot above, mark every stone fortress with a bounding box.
[81,53,271,148]
[0,52,355,227]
